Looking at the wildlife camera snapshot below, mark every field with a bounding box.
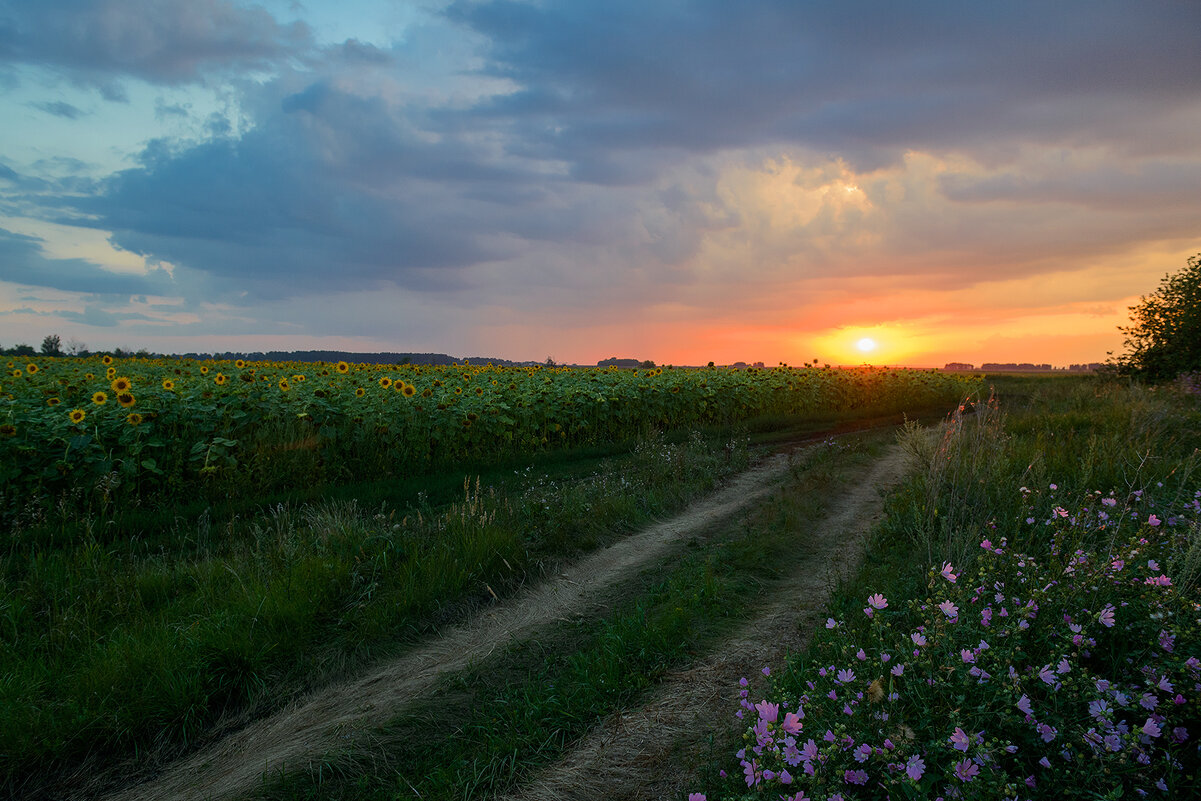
[1,356,976,799]
[1,356,969,523]
[3,365,1198,800]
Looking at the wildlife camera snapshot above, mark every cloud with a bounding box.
[31,100,86,119]
[0,0,315,91]
[0,227,177,296]
[6,0,1199,365]
[447,0,1201,174]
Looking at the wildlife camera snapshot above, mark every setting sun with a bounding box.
[856,337,877,353]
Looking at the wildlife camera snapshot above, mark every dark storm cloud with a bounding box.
[0,227,175,296]
[73,81,545,298]
[447,0,1201,174]
[0,0,314,89]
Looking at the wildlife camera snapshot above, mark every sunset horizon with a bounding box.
[2,2,1198,369]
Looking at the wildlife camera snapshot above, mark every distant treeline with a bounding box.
[175,350,536,366]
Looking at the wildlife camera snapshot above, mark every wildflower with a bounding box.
[953,759,980,782]
[939,600,959,619]
[867,593,888,610]
[853,744,872,762]
[755,701,779,723]
[1147,514,1161,527]
[1143,718,1162,738]
[125,412,143,426]
[950,727,971,751]
[1037,722,1058,742]
[826,618,839,629]
[110,376,132,392]
[1017,694,1033,715]
[162,378,175,390]
[782,711,802,734]
[92,391,108,405]
[117,392,135,408]
[836,668,855,684]
[911,632,927,647]
[1098,604,1116,628]
[1144,575,1172,587]
[844,769,868,785]
[905,754,925,781]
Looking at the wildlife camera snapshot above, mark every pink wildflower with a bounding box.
[868,593,888,610]
[939,600,959,619]
[1098,604,1116,628]
[940,562,958,583]
[905,754,925,781]
[953,759,980,782]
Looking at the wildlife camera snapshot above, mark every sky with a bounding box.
[1,1,1199,367]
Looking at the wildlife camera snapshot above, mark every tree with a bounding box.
[1112,253,1201,380]
[40,334,62,356]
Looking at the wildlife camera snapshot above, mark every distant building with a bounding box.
[943,362,975,371]
[597,357,641,368]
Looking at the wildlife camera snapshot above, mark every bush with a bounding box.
[1111,254,1201,381]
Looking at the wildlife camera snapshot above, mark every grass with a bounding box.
[697,374,1201,800]
[253,429,895,800]
[1,426,755,798]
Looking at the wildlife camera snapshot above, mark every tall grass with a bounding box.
[1,429,751,798]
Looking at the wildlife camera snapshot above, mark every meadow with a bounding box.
[0,355,975,799]
[692,377,1201,801]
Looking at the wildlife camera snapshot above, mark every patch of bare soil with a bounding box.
[99,449,807,801]
[501,445,911,801]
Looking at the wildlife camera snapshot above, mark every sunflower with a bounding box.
[0,423,16,437]
[355,387,366,398]
[10,370,20,377]
[162,378,175,391]
[26,363,38,374]
[214,373,227,385]
[200,365,210,374]
[111,376,132,393]
[336,361,350,374]
[235,359,246,369]
[102,355,113,365]
[106,367,116,379]
[421,387,432,398]
[85,373,95,380]
[278,379,291,392]
[92,391,108,405]
[453,386,463,395]
[68,409,86,424]
[293,374,305,382]
[402,383,417,397]
[125,412,143,426]
[117,392,136,408]
[47,397,61,407]
[379,377,392,388]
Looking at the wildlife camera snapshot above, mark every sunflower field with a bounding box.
[0,356,979,519]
